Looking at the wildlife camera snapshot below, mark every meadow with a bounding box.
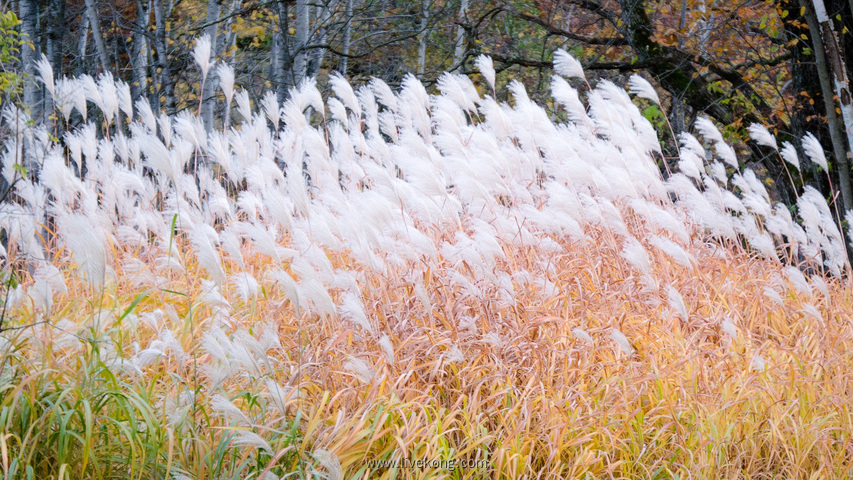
[1,42,852,479]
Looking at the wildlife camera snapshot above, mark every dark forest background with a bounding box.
[4,0,853,213]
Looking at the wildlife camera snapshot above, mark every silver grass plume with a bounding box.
[627,75,660,104]
[780,141,800,170]
[35,55,55,97]
[476,54,496,92]
[802,132,828,170]
[312,449,343,480]
[58,213,108,289]
[609,328,634,356]
[192,35,215,80]
[694,117,724,144]
[748,123,777,150]
[217,63,236,108]
[553,49,585,81]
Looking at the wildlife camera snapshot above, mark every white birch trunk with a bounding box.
[453,0,468,68]
[294,0,310,85]
[811,0,853,212]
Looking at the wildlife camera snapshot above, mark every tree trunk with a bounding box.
[131,0,149,103]
[803,0,853,212]
[294,0,310,85]
[616,0,796,204]
[453,0,468,68]
[417,0,428,75]
[19,0,38,116]
[153,0,176,114]
[201,0,221,131]
[46,0,65,120]
[339,0,353,75]
[76,13,90,75]
[308,0,332,78]
[83,0,110,72]
[276,0,292,101]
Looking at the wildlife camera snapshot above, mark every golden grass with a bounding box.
[3,216,853,479]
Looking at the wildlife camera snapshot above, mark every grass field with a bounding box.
[1,50,853,479]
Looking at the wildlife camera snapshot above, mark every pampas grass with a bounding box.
[627,74,660,105]
[3,52,853,480]
[553,49,585,81]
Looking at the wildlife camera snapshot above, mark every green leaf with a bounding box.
[117,289,151,324]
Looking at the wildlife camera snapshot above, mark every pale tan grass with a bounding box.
[4,205,853,479]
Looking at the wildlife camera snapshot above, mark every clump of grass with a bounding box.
[1,217,852,478]
[3,51,853,480]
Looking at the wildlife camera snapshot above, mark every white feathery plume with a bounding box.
[750,354,766,372]
[261,90,280,129]
[442,345,465,364]
[679,132,706,157]
[297,275,336,316]
[53,78,76,122]
[97,72,119,124]
[571,328,593,345]
[28,278,52,314]
[174,111,206,149]
[135,98,157,132]
[138,134,176,182]
[192,35,215,80]
[780,141,800,170]
[338,292,372,334]
[627,75,660,104]
[329,73,361,118]
[810,274,830,298]
[609,328,634,356]
[58,213,107,289]
[217,63,236,107]
[720,318,738,341]
[748,123,777,150]
[783,266,812,297]
[715,141,739,168]
[650,236,695,268]
[476,55,496,92]
[264,379,296,414]
[553,49,586,80]
[236,89,252,121]
[343,356,375,384]
[436,73,478,112]
[231,431,272,453]
[747,231,777,260]
[35,54,55,97]
[709,161,728,184]
[231,272,260,303]
[68,78,87,120]
[117,80,133,120]
[379,334,394,365]
[189,229,225,286]
[802,132,828,170]
[157,113,172,147]
[802,304,823,321]
[312,449,343,480]
[268,269,301,309]
[694,117,724,144]
[677,150,703,181]
[667,285,688,320]
[370,78,398,113]
[621,237,651,274]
